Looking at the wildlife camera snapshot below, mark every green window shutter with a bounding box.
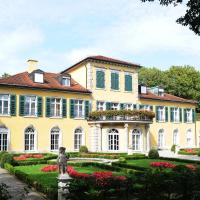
[85,100,89,119]
[19,95,25,116]
[170,107,174,122]
[96,70,105,89]
[10,95,16,116]
[133,104,137,109]
[165,107,168,122]
[70,99,75,118]
[120,103,125,110]
[156,106,159,122]
[139,105,143,110]
[192,109,195,123]
[184,109,187,123]
[62,99,67,118]
[125,74,132,91]
[106,102,111,110]
[111,72,115,89]
[115,73,119,90]
[46,97,51,117]
[37,96,43,117]
[179,108,182,123]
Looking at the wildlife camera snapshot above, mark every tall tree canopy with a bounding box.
[1,73,10,78]
[141,0,200,35]
[139,65,200,109]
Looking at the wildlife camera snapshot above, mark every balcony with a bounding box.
[88,110,155,124]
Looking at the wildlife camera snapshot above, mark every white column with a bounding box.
[146,125,150,152]
[124,124,129,152]
[89,124,101,152]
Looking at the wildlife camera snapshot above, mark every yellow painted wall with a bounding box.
[0,87,91,152]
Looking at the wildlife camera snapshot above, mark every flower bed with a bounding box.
[178,148,200,155]
[13,154,44,161]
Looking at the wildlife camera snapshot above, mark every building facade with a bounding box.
[0,56,197,153]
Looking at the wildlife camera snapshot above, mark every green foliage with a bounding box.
[79,146,89,153]
[198,151,200,157]
[89,109,155,120]
[0,73,10,78]
[118,157,127,163]
[171,144,176,153]
[0,153,15,168]
[148,149,159,159]
[0,183,12,200]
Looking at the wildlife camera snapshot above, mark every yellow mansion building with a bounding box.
[0,56,198,153]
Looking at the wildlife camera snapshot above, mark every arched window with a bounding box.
[108,129,119,151]
[158,129,164,148]
[50,127,61,151]
[0,126,8,151]
[186,129,192,147]
[24,126,36,151]
[132,129,142,151]
[173,129,179,145]
[74,128,83,150]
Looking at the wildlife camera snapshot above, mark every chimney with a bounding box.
[27,59,38,73]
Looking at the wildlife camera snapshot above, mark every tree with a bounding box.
[141,0,200,36]
[1,73,10,78]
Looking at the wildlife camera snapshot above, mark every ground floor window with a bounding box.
[74,128,83,150]
[186,129,192,147]
[158,129,164,148]
[108,129,119,150]
[132,129,142,151]
[50,127,60,151]
[24,126,35,151]
[0,126,8,151]
[173,129,179,145]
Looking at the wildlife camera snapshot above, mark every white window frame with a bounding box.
[24,126,36,152]
[186,129,192,147]
[108,129,119,151]
[74,128,84,151]
[125,103,133,110]
[50,127,61,151]
[62,77,71,86]
[158,106,165,122]
[186,109,192,123]
[50,98,62,117]
[0,94,10,116]
[97,101,106,111]
[132,129,142,151]
[173,129,179,145]
[0,126,9,151]
[34,73,44,83]
[24,96,37,116]
[173,107,180,122]
[74,100,85,118]
[111,102,120,110]
[158,129,165,149]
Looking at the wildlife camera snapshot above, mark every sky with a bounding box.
[0,0,199,75]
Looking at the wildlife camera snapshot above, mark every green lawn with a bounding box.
[126,159,193,169]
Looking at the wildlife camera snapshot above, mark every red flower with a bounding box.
[13,154,44,161]
[150,162,176,169]
[186,164,196,171]
[41,165,58,172]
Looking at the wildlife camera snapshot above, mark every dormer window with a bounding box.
[62,77,71,86]
[34,73,44,83]
[158,88,164,96]
[141,85,147,94]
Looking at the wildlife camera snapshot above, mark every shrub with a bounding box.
[79,146,89,153]
[0,153,14,168]
[171,145,176,153]
[119,157,126,163]
[148,149,159,159]
[198,151,200,157]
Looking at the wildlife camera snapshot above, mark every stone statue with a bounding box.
[57,147,68,174]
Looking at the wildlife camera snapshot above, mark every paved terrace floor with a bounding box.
[0,168,46,200]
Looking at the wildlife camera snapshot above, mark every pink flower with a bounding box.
[150,162,176,168]
[41,165,58,172]
[186,164,196,171]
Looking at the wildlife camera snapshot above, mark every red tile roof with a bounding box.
[140,91,196,104]
[0,72,91,94]
[62,55,141,73]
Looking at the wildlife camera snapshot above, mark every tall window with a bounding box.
[157,106,165,122]
[173,129,179,145]
[62,77,70,86]
[24,127,35,151]
[111,71,119,90]
[186,109,192,123]
[97,101,106,111]
[0,94,9,115]
[50,127,60,151]
[74,100,84,118]
[96,69,105,89]
[186,129,192,147]
[158,129,164,148]
[74,128,83,150]
[132,129,142,151]
[125,73,132,92]
[24,96,37,116]
[108,129,119,150]
[0,126,8,151]
[50,98,62,117]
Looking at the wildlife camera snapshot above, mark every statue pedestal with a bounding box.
[58,173,72,200]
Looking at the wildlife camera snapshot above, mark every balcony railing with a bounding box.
[88,110,155,122]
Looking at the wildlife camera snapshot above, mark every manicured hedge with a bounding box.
[159,157,200,165]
